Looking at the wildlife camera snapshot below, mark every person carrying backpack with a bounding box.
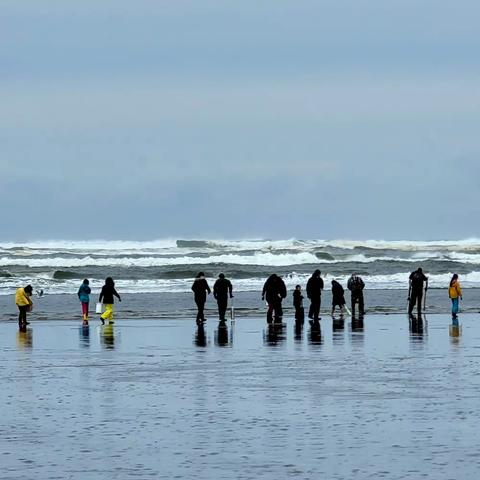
[408,268,428,314]
[347,273,365,317]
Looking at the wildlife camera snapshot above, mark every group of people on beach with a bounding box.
[13,268,463,329]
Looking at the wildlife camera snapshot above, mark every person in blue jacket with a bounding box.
[78,279,91,325]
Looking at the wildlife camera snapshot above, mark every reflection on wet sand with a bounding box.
[332,316,345,345]
[263,322,286,346]
[294,320,304,343]
[449,316,462,339]
[350,315,365,347]
[16,328,33,350]
[79,325,90,348]
[409,313,427,337]
[215,320,230,347]
[195,323,207,347]
[308,319,322,345]
[100,324,115,349]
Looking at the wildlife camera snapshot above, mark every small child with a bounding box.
[99,277,121,325]
[78,279,91,325]
[293,285,305,323]
[331,280,346,315]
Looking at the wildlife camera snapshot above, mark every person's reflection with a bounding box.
[17,327,33,349]
[263,321,286,346]
[100,324,115,349]
[215,320,229,347]
[450,315,461,339]
[351,314,364,331]
[79,324,90,349]
[294,319,304,343]
[332,316,345,331]
[409,313,427,336]
[308,319,322,345]
[195,323,207,347]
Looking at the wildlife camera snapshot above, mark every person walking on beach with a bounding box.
[306,269,324,321]
[192,272,211,324]
[347,273,365,317]
[78,279,91,325]
[293,284,305,323]
[449,274,462,320]
[408,268,428,314]
[213,273,233,321]
[331,280,346,315]
[99,277,121,325]
[262,274,287,323]
[15,284,33,328]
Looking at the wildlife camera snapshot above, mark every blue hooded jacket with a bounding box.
[78,282,91,303]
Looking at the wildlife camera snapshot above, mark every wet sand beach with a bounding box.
[1,313,479,479]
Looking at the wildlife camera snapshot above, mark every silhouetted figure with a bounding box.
[331,280,346,315]
[347,273,365,317]
[213,273,233,321]
[306,269,323,320]
[192,272,211,325]
[293,285,305,324]
[15,284,33,328]
[408,268,428,314]
[262,274,287,323]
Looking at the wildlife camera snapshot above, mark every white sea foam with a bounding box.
[1,271,480,296]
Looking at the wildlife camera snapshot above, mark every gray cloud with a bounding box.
[0,1,479,240]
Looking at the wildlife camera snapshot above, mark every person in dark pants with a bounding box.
[213,273,233,321]
[15,285,33,328]
[262,274,287,323]
[192,272,211,324]
[293,285,305,323]
[408,268,428,314]
[306,269,323,320]
[331,280,346,315]
[347,273,365,317]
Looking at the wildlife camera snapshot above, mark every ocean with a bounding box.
[1,238,479,296]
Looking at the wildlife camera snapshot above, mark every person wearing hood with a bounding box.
[78,279,91,325]
[213,273,233,321]
[15,284,33,328]
[99,277,121,325]
[331,280,346,315]
[448,274,462,319]
[192,272,211,324]
[262,274,287,323]
[306,269,324,321]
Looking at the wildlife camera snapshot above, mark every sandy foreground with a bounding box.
[0,314,478,480]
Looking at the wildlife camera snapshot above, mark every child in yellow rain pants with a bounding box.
[99,277,121,324]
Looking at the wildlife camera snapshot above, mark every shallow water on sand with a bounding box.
[1,314,480,479]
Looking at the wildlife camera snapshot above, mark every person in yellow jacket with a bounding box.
[15,285,33,327]
[449,274,462,319]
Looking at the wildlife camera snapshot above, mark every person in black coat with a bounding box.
[408,268,428,314]
[262,274,287,323]
[331,280,346,315]
[213,273,233,321]
[306,269,324,320]
[99,277,121,325]
[192,272,211,324]
[293,285,305,323]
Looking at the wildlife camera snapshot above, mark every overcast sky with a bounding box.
[1,0,479,241]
